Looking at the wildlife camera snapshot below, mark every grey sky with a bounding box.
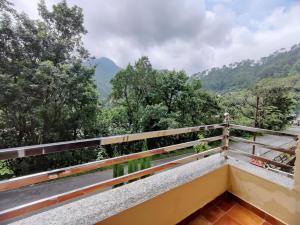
[10,0,300,74]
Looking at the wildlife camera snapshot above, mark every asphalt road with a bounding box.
[1,126,300,211]
[0,152,195,211]
[229,126,300,161]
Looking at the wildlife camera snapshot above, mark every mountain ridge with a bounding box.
[193,43,300,92]
[86,57,122,98]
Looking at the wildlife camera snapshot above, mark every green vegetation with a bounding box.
[193,44,300,131]
[152,148,194,161]
[0,0,298,181]
[110,58,221,133]
[193,135,209,153]
[113,163,125,187]
[114,141,152,185]
[85,57,121,99]
[195,45,300,92]
[0,0,221,179]
[220,78,295,130]
[0,0,100,178]
[127,140,151,180]
[128,160,139,174]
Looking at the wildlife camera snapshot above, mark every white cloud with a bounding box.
[82,0,235,73]
[9,0,300,74]
[211,4,300,69]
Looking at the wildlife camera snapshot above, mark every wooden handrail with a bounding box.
[229,124,298,138]
[0,124,224,160]
[229,136,295,155]
[0,147,221,222]
[0,136,223,192]
[229,148,293,169]
[0,122,297,222]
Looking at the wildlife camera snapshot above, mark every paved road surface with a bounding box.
[0,152,194,211]
[1,126,300,211]
[229,126,300,162]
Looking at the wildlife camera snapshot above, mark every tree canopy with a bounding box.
[0,0,100,176]
[195,45,300,92]
[0,0,298,180]
[110,57,221,133]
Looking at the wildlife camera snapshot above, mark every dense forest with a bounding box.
[193,43,300,130]
[0,0,298,179]
[194,44,300,92]
[85,57,121,99]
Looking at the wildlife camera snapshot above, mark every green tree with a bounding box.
[0,0,100,178]
[197,44,300,92]
[113,163,125,187]
[193,134,209,154]
[139,140,151,178]
[220,79,294,131]
[111,58,221,134]
[128,160,139,174]
[154,70,188,113]
[111,57,155,132]
[255,79,294,130]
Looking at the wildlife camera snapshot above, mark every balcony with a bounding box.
[0,115,299,225]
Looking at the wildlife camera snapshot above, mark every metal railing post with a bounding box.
[294,135,300,192]
[222,113,230,159]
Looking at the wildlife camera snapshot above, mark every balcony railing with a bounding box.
[0,115,297,222]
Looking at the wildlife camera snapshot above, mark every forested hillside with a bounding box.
[0,0,222,179]
[0,0,297,180]
[194,44,300,92]
[86,57,121,98]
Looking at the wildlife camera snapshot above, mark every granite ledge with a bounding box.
[227,156,294,189]
[7,155,294,225]
[8,154,226,225]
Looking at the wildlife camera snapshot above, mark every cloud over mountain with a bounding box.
[12,0,300,73]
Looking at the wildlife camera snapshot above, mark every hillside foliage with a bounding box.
[85,57,121,99]
[0,0,222,179]
[195,45,300,92]
[0,0,298,180]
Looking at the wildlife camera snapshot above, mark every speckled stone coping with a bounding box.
[227,157,294,189]
[7,155,294,225]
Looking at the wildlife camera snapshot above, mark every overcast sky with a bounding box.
[10,0,300,74]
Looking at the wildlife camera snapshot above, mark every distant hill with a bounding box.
[193,43,300,92]
[86,57,122,98]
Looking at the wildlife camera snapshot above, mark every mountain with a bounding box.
[86,57,122,98]
[193,43,300,92]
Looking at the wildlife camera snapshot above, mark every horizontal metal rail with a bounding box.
[0,122,296,222]
[0,136,223,192]
[266,167,294,178]
[229,148,293,169]
[230,124,298,138]
[0,147,221,222]
[0,124,224,160]
[229,136,295,155]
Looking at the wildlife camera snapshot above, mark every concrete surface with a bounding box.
[7,154,294,225]
[7,155,227,225]
[1,126,299,222]
[0,153,194,211]
[229,126,300,161]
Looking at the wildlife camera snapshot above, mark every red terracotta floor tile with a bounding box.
[262,222,272,225]
[188,216,212,225]
[218,197,236,212]
[214,215,242,225]
[178,193,282,225]
[201,205,225,223]
[232,198,266,219]
[227,204,264,225]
